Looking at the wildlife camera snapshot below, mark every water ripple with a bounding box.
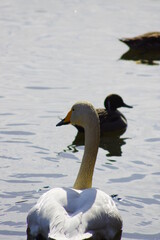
[10,173,67,179]
[0,230,25,237]
[145,138,160,142]
[123,232,160,240]
[0,179,40,184]
[0,155,22,161]
[109,174,146,183]
[127,196,160,206]
[0,131,35,136]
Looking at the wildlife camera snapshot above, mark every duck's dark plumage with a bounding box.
[120,32,160,49]
[71,94,132,134]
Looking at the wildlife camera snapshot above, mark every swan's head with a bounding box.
[56,101,99,129]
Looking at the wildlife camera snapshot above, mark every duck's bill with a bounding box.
[56,110,72,127]
[123,103,133,108]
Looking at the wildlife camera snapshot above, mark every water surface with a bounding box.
[0,0,160,239]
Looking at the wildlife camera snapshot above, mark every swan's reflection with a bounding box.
[67,131,128,157]
[120,48,160,65]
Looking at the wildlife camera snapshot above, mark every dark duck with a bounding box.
[57,94,132,135]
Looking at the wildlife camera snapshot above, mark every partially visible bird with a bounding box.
[119,32,160,49]
[58,94,132,135]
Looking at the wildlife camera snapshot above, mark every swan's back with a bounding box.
[27,187,122,240]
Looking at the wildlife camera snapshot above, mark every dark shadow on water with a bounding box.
[100,134,127,157]
[120,48,160,65]
[70,131,128,157]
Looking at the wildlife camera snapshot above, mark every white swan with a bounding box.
[27,102,123,240]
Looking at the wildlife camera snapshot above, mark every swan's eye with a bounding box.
[72,108,75,111]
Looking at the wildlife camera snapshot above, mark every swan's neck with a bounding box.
[73,118,100,190]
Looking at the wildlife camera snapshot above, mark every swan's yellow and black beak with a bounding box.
[56,110,72,127]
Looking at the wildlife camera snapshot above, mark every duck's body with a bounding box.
[27,102,122,240]
[74,94,132,134]
[95,108,127,132]
[120,32,160,49]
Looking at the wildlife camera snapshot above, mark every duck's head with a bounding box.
[104,94,133,111]
[56,101,99,129]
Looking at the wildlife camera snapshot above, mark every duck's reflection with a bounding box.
[119,32,160,65]
[120,48,160,65]
[100,134,127,157]
[67,131,128,157]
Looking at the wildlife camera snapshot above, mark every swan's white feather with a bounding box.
[27,187,122,239]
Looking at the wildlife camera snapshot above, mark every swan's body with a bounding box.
[120,32,160,49]
[59,94,132,134]
[27,187,122,240]
[27,102,123,240]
